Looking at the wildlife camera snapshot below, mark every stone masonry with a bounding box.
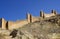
[0,10,57,30]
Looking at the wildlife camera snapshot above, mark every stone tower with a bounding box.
[0,18,7,29]
[40,10,44,18]
[26,13,32,23]
[51,10,57,15]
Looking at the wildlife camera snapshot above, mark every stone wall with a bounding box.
[32,16,39,22]
[7,11,57,30]
[40,10,57,18]
[8,20,28,30]
[0,10,58,30]
[44,13,56,17]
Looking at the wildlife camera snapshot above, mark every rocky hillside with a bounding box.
[0,15,60,39]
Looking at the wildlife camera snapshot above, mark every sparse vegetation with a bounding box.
[0,15,60,39]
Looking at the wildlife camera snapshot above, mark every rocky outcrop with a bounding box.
[0,15,60,39]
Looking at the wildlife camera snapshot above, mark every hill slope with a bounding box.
[0,15,60,39]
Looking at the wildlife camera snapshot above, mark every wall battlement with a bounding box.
[0,10,57,30]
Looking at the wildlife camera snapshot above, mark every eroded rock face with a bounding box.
[0,29,12,39]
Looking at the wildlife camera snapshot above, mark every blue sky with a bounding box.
[0,0,60,21]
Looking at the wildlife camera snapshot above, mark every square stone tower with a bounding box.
[0,18,7,29]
